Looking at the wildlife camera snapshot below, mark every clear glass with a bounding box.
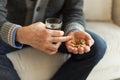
[45,18,62,30]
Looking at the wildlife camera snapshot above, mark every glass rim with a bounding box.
[45,18,62,24]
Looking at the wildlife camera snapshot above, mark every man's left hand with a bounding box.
[65,31,94,54]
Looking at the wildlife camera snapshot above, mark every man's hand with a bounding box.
[16,22,71,55]
[65,31,94,54]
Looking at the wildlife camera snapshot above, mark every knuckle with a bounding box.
[40,29,49,36]
[38,22,44,26]
[43,28,48,33]
[58,37,61,41]
[55,32,61,36]
[56,37,60,41]
[53,30,64,37]
[37,22,42,24]
[57,31,63,36]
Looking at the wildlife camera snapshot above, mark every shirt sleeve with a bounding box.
[62,0,86,35]
[64,22,85,35]
[1,22,23,49]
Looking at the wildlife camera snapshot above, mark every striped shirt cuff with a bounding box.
[64,22,85,35]
[1,22,23,49]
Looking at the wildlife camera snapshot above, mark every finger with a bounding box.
[31,44,56,55]
[51,42,61,49]
[85,32,93,40]
[47,45,58,52]
[45,44,59,55]
[55,42,61,47]
[67,46,78,54]
[84,46,90,53]
[52,36,72,43]
[78,47,84,54]
[85,33,94,46]
[45,48,57,55]
[47,42,61,51]
[66,46,73,53]
[86,39,94,47]
[49,30,64,37]
[31,39,57,55]
[46,42,62,55]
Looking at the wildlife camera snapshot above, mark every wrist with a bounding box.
[16,27,26,44]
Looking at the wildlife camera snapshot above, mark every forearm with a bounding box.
[0,0,23,48]
[64,22,85,35]
[62,0,85,35]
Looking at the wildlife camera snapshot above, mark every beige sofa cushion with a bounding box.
[112,0,120,26]
[84,0,112,21]
[7,48,68,80]
[86,22,120,80]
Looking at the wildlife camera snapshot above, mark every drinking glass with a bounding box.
[45,18,62,30]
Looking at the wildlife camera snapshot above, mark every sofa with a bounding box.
[7,0,120,80]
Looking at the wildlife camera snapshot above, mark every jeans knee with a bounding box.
[70,38,107,65]
[0,55,20,80]
[86,39,107,66]
[95,38,107,60]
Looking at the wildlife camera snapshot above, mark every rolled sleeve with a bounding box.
[1,22,23,49]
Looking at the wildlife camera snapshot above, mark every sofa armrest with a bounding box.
[112,0,120,26]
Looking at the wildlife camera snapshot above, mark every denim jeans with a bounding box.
[0,39,20,80]
[0,30,107,80]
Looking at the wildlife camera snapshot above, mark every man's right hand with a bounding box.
[16,22,71,55]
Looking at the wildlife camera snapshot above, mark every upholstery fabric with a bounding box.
[84,0,112,21]
[7,48,68,80]
[112,0,120,26]
[86,22,120,80]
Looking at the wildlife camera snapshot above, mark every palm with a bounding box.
[65,31,94,54]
